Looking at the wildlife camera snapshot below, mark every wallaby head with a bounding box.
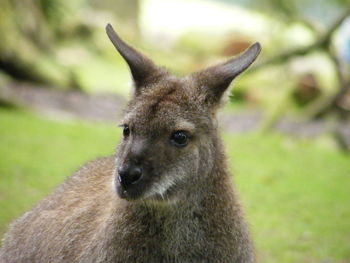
[106,24,261,203]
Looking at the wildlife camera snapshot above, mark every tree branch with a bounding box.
[252,5,350,71]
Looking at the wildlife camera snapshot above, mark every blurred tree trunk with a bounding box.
[0,57,48,85]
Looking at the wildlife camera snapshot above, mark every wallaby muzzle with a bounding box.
[117,163,143,188]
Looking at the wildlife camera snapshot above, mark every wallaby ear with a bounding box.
[192,42,261,106]
[106,24,164,91]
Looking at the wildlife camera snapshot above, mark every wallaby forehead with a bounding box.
[123,83,200,131]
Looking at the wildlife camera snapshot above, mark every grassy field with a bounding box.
[0,108,349,262]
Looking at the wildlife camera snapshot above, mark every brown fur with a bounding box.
[0,24,261,262]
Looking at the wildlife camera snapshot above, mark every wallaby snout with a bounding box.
[115,134,155,200]
[117,163,143,187]
[116,161,144,200]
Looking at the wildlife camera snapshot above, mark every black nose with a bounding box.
[117,164,143,188]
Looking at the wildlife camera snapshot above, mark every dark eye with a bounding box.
[123,125,130,137]
[170,131,188,147]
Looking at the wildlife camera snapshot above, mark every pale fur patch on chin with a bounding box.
[111,175,116,193]
[110,162,118,193]
[155,177,176,198]
[143,174,180,202]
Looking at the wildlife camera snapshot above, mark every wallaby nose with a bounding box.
[117,164,143,188]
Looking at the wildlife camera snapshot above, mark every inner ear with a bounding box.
[106,24,167,93]
[192,42,261,106]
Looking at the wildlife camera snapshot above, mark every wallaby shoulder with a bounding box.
[0,156,117,263]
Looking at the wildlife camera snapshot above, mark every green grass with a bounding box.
[225,134,350,262]
[0,109,349,262]
[0,109,120,235]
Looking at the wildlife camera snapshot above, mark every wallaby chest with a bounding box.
[109,205,211,262]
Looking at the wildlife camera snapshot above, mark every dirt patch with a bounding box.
[0,83,126,123]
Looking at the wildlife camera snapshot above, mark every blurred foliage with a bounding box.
[223,0,350,121]
[0,0,140,91]
[0,0,349,119]
[219,0,348,25]
[0,0,78,87]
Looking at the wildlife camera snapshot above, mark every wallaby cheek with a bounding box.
[168,147,200,183]
[115,142,127,163]
[145,146,199,197]
[197,139,215,177]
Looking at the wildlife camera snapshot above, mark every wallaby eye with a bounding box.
[170,131,188,147]
[122,125,130,137]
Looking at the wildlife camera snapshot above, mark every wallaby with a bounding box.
[0,24,261,263]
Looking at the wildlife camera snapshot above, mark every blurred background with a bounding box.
[0,0,350,262]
